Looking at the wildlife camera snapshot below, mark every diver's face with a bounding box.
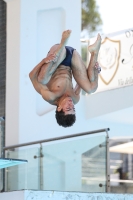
[57,97,75,115]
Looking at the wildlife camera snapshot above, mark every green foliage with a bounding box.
[82,0,102,34]
[81,45,87,65]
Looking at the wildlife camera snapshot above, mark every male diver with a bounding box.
[29,30,101,127]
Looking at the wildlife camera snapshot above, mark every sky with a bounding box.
[96,0,133,34]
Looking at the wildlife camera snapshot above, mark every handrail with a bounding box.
[3,128,110,150]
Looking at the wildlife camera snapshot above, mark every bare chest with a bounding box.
[47,77,73,94]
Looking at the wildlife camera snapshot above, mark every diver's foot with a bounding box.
[61,30,71,45]
[88,34,101,54]
[53,30,71,59]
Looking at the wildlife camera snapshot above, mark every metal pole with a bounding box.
[40,144,43,190]
[106,130,110,192]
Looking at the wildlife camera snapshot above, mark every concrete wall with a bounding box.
[1,190,133,200]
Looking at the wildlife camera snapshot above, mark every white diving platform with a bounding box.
[0,190,133,200]
[0,158,28,169]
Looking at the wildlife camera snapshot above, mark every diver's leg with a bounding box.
[37,44,66,84]
[71,34,101,93]
[37,30,71,84]
[87,34,101,82]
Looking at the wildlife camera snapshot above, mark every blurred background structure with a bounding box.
[81,0,102,38]
[0,0,133,196]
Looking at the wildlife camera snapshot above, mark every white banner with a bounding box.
[90,28,133,93]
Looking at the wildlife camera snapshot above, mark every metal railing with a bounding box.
[2,128,110,193]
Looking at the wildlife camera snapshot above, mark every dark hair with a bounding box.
[55,110,76,127]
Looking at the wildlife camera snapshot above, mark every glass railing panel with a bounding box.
[41,133,106,192]
[5,132,107,192]
[5,146,40,191]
